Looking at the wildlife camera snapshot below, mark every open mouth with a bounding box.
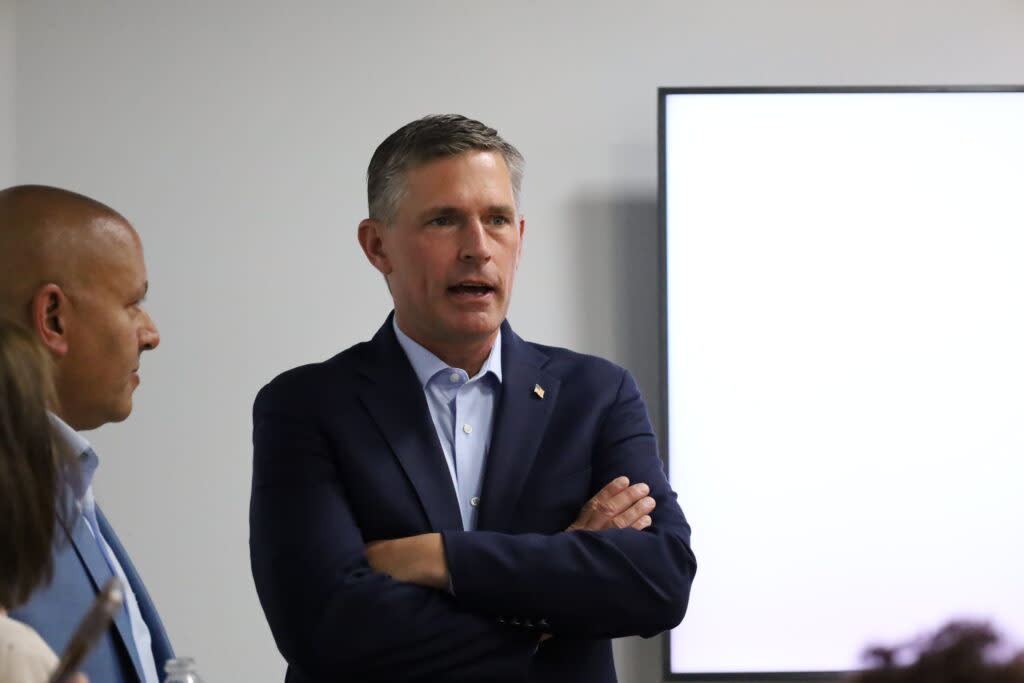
[448,282,495,296]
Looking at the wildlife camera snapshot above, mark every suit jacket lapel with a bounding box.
[97,507,175,670]
[67,514,114,594]
[67,511,145,679]
[477,323,560,531]
[356,316,464,532]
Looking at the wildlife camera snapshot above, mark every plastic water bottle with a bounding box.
[163,657,205,683]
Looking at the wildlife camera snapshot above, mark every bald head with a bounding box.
[0,185,158,430]
[0,185,139,321]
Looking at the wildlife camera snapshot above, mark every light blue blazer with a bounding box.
[10,507,174,683]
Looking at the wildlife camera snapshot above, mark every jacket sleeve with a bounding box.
[441,368,697,639]
[249,382,538,683]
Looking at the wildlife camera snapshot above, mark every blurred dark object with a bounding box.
[855,621,1024,683]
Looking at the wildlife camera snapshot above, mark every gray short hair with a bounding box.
[366,114,524,224]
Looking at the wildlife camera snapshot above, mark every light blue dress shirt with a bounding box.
[393,318,502,531]
[49,414,161,683]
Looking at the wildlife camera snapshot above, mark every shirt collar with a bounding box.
[48,412,97,497]
[392,316,503,387]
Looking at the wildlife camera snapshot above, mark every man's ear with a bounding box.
[29,284,70,356]
[516,215,526,265]
[358,219,393,276]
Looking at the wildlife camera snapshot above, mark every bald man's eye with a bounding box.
[427,216,455,227]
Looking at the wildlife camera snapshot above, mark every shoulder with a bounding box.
[254,340,373,413]
[0,616,57,683]
[518,336,629,385]
[508,332,642,408]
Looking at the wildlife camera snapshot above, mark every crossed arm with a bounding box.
[362,370,695,641]
[365,475,657,590]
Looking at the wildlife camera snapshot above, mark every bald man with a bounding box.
[1,185,174,683]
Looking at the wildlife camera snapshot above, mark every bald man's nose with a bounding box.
[140,311,160,351]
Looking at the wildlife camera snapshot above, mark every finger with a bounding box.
[632,514,653,531]
[586,481,647,524]
[568,476,641,531]
[595,475,630,500]
[609,496,656,529]
[589,481,646,521]
[602,482,650,520]
[578,476,631,523]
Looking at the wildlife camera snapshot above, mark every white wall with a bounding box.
[0,0,14,186]
[10,1,1024,681]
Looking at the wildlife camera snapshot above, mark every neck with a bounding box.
[50,394,88,432]
[396,320,497,377]
[431,342,493,377]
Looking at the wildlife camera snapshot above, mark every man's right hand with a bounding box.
[566,476,655,532]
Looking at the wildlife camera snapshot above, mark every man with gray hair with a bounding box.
[250,114,696,682]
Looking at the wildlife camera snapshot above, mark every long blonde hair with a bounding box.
[0,317,63,608]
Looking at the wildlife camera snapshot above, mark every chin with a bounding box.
[452,309,502,331]
[107,411,132,425]
[452,321,501,341]
[109,401,133,423]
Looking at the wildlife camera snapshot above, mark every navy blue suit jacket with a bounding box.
[11,507,174,683]
[250,317,696,682]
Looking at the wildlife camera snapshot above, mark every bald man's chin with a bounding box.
[108,399,135,426]
[65,403,133,432]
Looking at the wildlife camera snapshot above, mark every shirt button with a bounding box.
[449,372,460,383]
[463,424,472,434]
[470,496,480,507]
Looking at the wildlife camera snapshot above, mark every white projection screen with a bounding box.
[661,87,1024,679]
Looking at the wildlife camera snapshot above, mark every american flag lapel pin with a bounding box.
[533,384,545,399]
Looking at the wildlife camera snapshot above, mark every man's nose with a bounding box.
[458,219,493,262]
[140,310,160,351]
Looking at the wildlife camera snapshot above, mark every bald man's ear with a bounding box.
[358,219,393,276]
[30,284,70,356]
